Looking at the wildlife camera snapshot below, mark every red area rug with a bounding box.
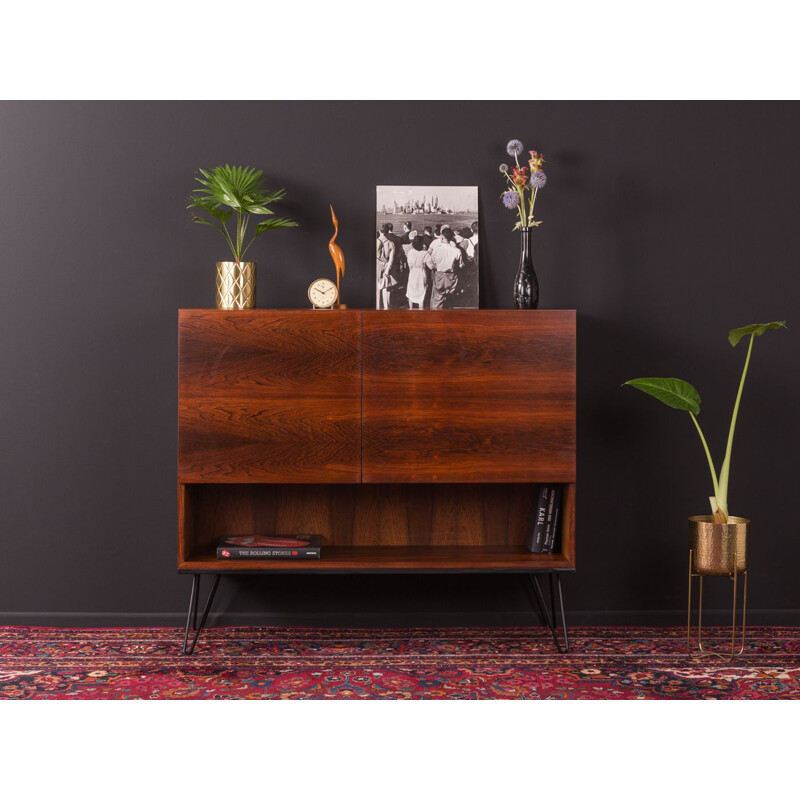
[1,626,798,699]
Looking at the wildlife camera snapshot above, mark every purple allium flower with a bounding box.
[530,170,547,189]
[506,139,524,157]
[501,190,520,209]
[499,163,509,174]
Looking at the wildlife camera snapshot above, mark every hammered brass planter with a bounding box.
[215,261,256,310]
[687,515,749,661]
[688,515,749,575]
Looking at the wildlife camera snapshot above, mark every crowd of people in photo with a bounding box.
[376,220,479,309]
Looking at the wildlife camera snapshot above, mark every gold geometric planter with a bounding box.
[687,515,749,661]
[215,261,256,310]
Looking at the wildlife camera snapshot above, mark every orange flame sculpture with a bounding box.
[328,204,345,308]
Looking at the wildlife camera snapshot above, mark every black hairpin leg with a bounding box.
[182,573,221,656]
[190,575,199,631]
[528,572,569,653]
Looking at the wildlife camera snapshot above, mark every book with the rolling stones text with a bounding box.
[525,485,552,553]
[216,534,321,559]
[543,485,563,555]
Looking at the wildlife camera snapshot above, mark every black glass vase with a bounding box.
[513,226,539,309]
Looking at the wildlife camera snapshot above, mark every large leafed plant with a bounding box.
[187,165,297,262]
[623,321,786,523]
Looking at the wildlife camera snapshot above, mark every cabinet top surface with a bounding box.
[178,308,577,315]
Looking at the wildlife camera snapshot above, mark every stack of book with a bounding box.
[525,485,563,554]
[216,535,321,560]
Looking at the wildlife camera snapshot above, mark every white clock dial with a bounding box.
[308,278,338,308]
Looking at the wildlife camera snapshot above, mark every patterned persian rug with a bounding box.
[0,626,798,699]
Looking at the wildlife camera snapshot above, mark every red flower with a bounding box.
[511,165,529,187]
[528,150,546,171]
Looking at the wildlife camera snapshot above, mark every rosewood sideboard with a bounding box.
[178,309,576,653]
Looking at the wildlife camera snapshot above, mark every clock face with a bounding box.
[308,278,338,308]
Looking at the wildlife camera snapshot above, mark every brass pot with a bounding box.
[215,261,256,309]
[688,515,749,576]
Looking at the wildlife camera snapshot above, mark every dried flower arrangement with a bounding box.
[499,139,547,230]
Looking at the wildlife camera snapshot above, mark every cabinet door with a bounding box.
[362,310,575,483]
[179,310,361,482]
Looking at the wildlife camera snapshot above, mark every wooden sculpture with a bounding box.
[328,204,346,308]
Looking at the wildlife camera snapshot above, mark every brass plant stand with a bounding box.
[686,515,749,662]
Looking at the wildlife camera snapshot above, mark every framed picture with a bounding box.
[376,186,479,309]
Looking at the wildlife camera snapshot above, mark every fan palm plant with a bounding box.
[187,165,297,261]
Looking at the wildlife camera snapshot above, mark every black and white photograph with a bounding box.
[376,186,479,309]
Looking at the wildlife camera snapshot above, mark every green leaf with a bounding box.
[187,196,234,224]
[254,188,287,205]
[208,206,233,224]
[243,204,273,215]
[215,177,239,208]
[728,320,787,346]
[187,194,213,209]
[190,166,289,219]
[191,216,223,231]
[254,217,298,235]
[622,377,701,414]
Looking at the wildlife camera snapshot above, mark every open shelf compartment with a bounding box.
[178,482,575,573]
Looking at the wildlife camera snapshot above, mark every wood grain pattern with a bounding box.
[177,483,191,565]
[183,483,536,549]
[177,309,578,572]
[178,482,575,569]
[178,310,361,482]
[560,483,576,567]
[178,546,573,573]
[362,310,576,483]
[179,310,362,398]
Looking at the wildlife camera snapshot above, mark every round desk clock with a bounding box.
[308,278,338,309]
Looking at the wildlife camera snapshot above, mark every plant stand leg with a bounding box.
[737,570,747,657]
[528,573,569,654]
[724,569,747,659]
[687,549,693,652]
[687,548,747,662]
[181,573,221,656]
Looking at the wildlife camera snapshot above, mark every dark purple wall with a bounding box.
[0,101,796,625]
